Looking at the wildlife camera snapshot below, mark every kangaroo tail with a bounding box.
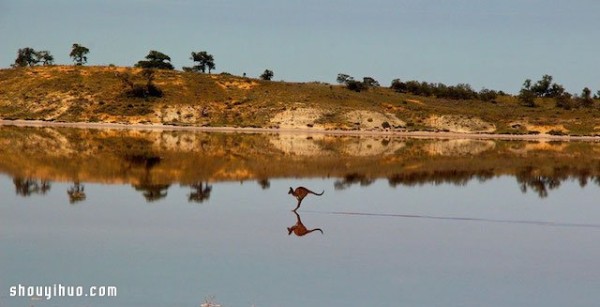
[308,228,324,234]
[310,190,325,196]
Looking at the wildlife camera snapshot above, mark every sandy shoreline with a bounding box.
[1,119,599,141]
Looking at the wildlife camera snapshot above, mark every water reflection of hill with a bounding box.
[2,126,600,199]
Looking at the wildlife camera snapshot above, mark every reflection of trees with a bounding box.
[187,182,212,203]
[257,178,270,190]
[124,154,161,169]
[133,183,170,202]
[387,169,495,187]
[126,154,170,202]
[67,182,86,204]
[334,173,374,190]
[385,166,600,199]
[575,168,591,188]
[13,177,51,197]
[516,166,567,198]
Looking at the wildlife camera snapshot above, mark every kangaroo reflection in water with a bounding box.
[287,211,323,237]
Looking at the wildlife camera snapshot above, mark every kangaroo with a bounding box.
[288,186,324,211]
[287,211,323,236]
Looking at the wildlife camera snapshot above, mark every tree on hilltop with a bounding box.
[260,69,274,81]
[12,48,53,67]
[13,48,37,67]
[135,50,174,70]
[35,50,54,65]
[189,51,215,73]
[336,73,351,84]
[70,43,90,65]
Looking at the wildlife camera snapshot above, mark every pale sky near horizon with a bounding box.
[0,0,598,94]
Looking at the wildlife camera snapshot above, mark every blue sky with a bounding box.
[1,0,598,93]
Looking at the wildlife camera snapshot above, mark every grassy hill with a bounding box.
[1,65,600,135]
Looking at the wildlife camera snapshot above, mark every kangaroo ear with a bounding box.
[287,227,292,235]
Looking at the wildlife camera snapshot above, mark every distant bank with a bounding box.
[2,66,600,137]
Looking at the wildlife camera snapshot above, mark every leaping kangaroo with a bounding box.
[287,211,323,236]
[288,186,324,211]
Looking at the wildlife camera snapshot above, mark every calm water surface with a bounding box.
[2,127,600,307]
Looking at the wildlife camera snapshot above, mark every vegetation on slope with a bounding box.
[1,65,600,135]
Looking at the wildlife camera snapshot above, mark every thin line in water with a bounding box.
[303,210,600,229]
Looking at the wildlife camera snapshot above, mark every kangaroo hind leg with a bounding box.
[293,200,302,211]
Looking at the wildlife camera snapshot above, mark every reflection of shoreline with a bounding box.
[2,119,600,141]
[3,125,600,199]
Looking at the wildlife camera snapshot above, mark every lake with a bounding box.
[1,126,600,307]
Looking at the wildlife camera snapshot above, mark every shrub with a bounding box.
[548,129,566,136]
[519,79,536,107]
[116,69,163,98]
[390,79,407,93]
[346,80,365,92]
[479,88,498,102]
[390,78,478,100]
[363,77,380,87]
[579,87,594,107]
[554,92,573,110]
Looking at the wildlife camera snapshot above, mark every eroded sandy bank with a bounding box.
[1,119,600,141]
